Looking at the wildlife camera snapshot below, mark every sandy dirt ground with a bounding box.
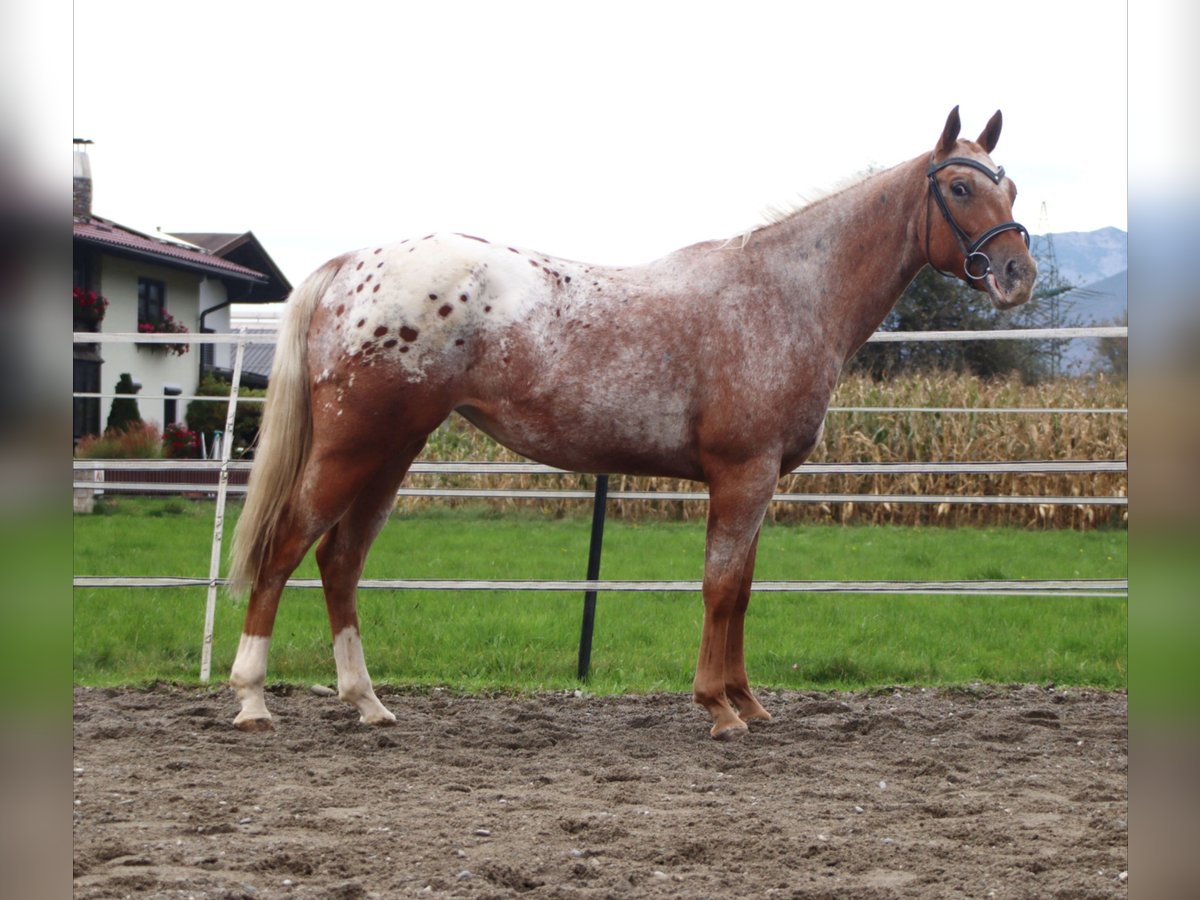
[73,683,1127,899]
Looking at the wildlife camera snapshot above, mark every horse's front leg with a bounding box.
[694,460,778,740]
[722,526,772,724]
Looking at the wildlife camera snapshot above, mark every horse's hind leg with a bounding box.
[230,445,409,730]
[231,517,330,731]
[314,440,426,725]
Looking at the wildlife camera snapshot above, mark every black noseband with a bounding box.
[926,156,1030,282]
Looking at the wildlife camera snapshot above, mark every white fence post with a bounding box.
[199,332,246,683]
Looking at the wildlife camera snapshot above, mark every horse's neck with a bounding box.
[750,155,930,360]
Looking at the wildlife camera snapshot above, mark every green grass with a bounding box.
[74,498,1127,693]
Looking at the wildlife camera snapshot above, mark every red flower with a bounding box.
[73,287,109,323]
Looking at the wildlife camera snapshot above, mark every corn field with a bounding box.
[399,373,1128,529]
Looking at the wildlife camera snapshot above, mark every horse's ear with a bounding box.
[977,110,1003,154]
[937,106,962,157]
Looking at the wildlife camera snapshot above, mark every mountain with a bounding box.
[1028,227,1127,374]
[1060,270,1127,326]
[1031,225,1127,325]
[1032,226,1127,289]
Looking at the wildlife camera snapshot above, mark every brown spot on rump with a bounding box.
[374,325,388,337]
[399,345,410,353]
[335,305,345,316]
[383,339,398,348]
[377,261,384,268]
[508,247,521,254]
[459,293,469,303]
[356,284,364,293]
[455,338,465,346]
[457,233,489,243]
[528,259,539,267]
[361,341,373,350]
[374,248,383,254]
[356,261,364,270]
[373,284,381,293]
[565,276,571,283]
[484,305,492,313]
[438,304,453,317]
[429,293,439,301]
[400,326,419,342]
[365,274,373,282]
[356,319,366,328]
[422,234,435,241]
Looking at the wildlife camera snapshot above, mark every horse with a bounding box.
[228,107,1035,740]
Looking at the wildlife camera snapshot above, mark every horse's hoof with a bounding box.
[360,713,398,727]
[233,717,274,733]
[711,721,749,742]
[740,708,773,724]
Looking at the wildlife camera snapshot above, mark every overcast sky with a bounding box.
[72,0,1128,285]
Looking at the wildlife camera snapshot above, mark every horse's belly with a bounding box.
[455,398,701,479]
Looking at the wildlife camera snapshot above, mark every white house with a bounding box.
[72,142,291,441]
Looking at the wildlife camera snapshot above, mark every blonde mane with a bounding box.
[711,167,882,252]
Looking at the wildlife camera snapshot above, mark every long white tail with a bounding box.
[227,257,344,596]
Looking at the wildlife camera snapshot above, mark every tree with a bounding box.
[846,237,1074,383]
[847,267,1043,381]
[1095,312,1128,378]
[185,373,266,458]
[105,373,142,433]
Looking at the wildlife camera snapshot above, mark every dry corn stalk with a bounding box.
[398,373,1127,529]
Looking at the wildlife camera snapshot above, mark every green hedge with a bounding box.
[185,375,266,458]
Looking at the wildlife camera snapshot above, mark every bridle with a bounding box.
[925,155,1030,282]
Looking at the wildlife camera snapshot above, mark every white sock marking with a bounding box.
[332,627,395,724]
[230,634,271,724]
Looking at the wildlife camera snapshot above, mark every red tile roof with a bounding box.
[74,217,269,283]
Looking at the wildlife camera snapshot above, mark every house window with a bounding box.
[73,346,102,441]
[163,385,182,426]
[138,278,166,325]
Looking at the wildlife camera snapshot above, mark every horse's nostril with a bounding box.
[1005,258,1022,285]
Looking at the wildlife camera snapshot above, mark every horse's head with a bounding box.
[924,106,1037,310]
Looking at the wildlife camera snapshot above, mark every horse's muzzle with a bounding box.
[983,253,1038,310]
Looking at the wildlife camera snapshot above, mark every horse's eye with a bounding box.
[951,181,969,198]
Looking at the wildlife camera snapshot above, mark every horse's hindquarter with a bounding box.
[307,233,836,478]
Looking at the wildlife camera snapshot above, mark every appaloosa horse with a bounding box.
[229,107,1035,739]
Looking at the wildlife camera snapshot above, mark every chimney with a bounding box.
[73,138,93,219]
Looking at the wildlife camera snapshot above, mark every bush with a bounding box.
[162,423,201,459]
[185,374,266,458]
[75,421,164,459]
[105,373,142,434]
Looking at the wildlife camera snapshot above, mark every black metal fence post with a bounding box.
[576,474,609,680]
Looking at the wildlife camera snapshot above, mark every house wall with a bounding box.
[199,277,232,370]
[98,256,203,430]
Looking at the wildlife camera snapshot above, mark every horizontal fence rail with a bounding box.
[74,575,1128,598]
[72,459,1129,474]
[74,325,1130,346]
[72,458,1129,507]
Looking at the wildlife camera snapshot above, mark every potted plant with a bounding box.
[73,286,109,329]
[137,309,190,355]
